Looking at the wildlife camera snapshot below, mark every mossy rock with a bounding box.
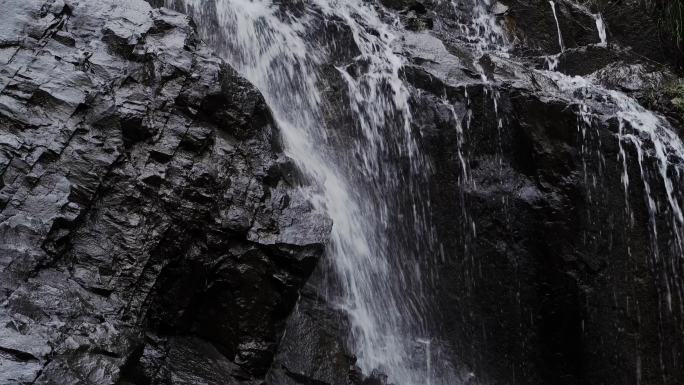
[673,97,684,109]
[668,82,684,111]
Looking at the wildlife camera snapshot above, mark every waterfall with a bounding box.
[549,69,684,256]
[463,0,684,260]
[163,0,448,384]
[160,0,684,383]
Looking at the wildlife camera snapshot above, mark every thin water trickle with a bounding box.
[457,2,684,378]
[563,0,608,46]
[549,1,565,52]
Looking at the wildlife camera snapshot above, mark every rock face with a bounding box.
[0,1,330,384]
[402,1,684,385]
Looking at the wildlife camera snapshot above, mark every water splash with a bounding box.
[545,53,561,71]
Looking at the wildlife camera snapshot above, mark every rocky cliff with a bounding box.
[0,1,330,384]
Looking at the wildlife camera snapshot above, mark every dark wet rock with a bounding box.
[0,1,330,384]
[380,0,434,31]
[501,0,602,55]
[494,0,684,72]
[399,14,684,381]
[403,61,684,385]
[641,77,684,128]
[590,0,684,70]
[267,284,356,385]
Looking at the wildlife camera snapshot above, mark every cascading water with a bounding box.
[164,0,450,384]
[160,0,684,383]
[595,12,607,46]
[536,2,684,318]
[461,0,684,254]
[460,0,510,58]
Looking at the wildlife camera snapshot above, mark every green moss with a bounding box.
[673,97,684,110]
[664,80,684,114]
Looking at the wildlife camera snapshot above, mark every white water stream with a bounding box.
[165,0,447,384]
[549,1,566,52]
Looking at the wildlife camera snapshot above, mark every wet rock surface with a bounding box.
[0,1,330,384]
[266,284,356,385]
[401,1,684,385]
[411,78,681,385]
